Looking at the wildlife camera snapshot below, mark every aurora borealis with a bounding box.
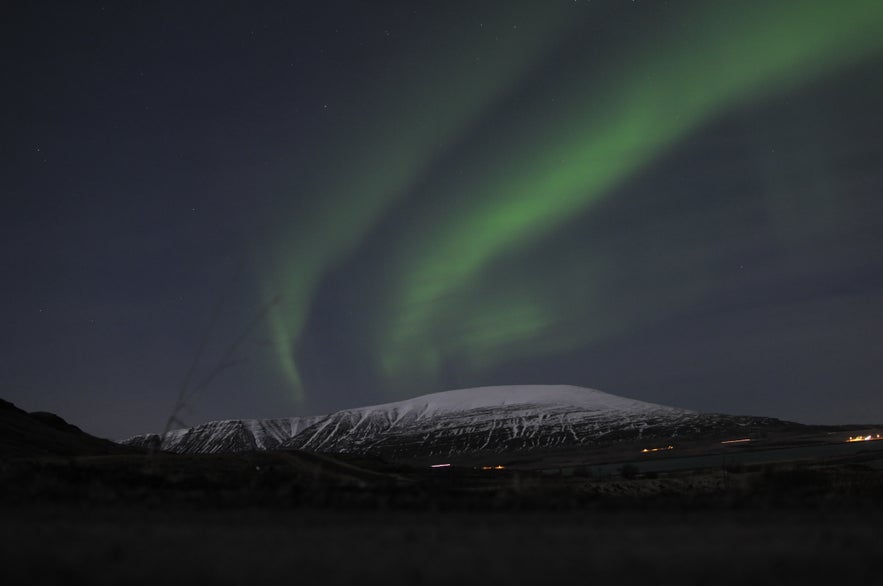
[4,1,883,439]
[370,0,883,388]
[260,2,575,398]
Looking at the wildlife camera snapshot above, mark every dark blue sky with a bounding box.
[3,1,882,440]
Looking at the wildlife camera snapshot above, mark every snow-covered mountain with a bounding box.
[284,385,697,457]
[124,385,796,459]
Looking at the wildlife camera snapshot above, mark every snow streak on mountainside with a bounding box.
[124,416,326,454]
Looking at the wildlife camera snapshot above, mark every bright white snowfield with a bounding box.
[346,385,695,418]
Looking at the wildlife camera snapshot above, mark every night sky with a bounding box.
[4,1,883,441]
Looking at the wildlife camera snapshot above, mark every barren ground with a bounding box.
[3,504,883,585]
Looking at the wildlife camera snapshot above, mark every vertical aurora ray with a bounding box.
[262,4,579,400]
[377,0,883,387]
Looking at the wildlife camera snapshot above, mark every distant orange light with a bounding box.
[480,465,506,470]
[846,434,882,443]
[641,445,674,453]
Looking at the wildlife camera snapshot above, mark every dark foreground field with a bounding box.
[3,504,883,585]
[2,451,883,585]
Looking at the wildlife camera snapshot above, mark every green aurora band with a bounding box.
[263,4,577,399]
[375,0,883,389]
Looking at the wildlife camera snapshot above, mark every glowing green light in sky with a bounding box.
[377,0,883,387]
[263,4,577,399]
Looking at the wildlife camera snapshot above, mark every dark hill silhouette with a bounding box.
[0,398,140,457]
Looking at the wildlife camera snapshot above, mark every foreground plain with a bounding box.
[3,504,882,585]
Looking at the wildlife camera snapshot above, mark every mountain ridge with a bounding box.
[124,385,797,460]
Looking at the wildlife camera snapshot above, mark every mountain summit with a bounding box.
[285,385,695,457]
